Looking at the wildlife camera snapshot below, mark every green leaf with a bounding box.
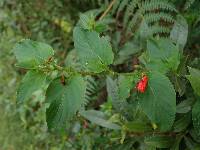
[78,12,95,30]
[78,10,113,33]
[170,15,188,50]
[184,136,198,149]
[124,121,152,132]
[145,38,180,74]
[171,134,184,150]
[106,76,128,113]
[173,113,191,132]
[176,99,194,113]
[139,72,176,131]
[80,110,121,130]
[118,75,134,100]
[114,41,141,65]
[145,60,169,74]
[106,77,122,107]
[172,75,186,96]
[64,49,81,70]
[147,38,176,60]
[186,67,200,96]
[17,70,47,103]
[136,19,151,42]
[95,17,114,33]
[106,76,136,119]
[107,74,136,102]
[190,128,200,143]
[192,100,200,136]
[73,27,114,73]
[46,74,86,129]
[106,77,119,102]
[144,135,174,148]
[13,39,54,69]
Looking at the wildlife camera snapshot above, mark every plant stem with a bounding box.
[99,0,116,20]
[53,64,138,77]
[129,131,177,137]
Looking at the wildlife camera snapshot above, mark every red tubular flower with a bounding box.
[136,75,148,93]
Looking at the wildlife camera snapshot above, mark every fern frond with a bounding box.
[110,0,177,37]
[85,76,99,105]
[116,0,129,16]
[111,0,123,14]
[106,77,129,115]
[149,25,171,34]
[142,0,177,12]
[123,0,140,26]
[126,10,142,32]
[184,0,196,10]
[144,12,175,24]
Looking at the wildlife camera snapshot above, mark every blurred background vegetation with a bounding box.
[1,1,118,149]
[0,0,200,149]
[0,0,93,149]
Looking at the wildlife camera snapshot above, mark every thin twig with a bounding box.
[99,0,116,20]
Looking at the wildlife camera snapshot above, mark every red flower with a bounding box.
[136,75,148,93]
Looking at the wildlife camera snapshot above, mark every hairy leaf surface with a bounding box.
[46,74,86,129]
[118,75,134,100]
[13,39,54,69]
[145,38,180,74]
[73,27,114,73]
[139,72,176,131]
[17,70,47,103]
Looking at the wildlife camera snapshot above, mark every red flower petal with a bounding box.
[136,75,148,93]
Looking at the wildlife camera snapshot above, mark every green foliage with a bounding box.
[170,15,188,50]
[79,12,96,30]
[114,40,142,65]
[144,135,174,148]
[46,75,86,129]
[106,76,128,113]
[186,67,200,96]
[139,71,176,131]
[118,75,134,100]
[176,99,193,114]
[192,100,200,136]
[124,121,152,132]
[112,0,177,35]
[73,27,114,73]
[17,71,47,103]
[78,10,113,33]
[80,109,121,130]
[184,0,196,10]
[13,39,54,69]
[173,113,191,132]
[142,38,180,74]
[2,0,200,149]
